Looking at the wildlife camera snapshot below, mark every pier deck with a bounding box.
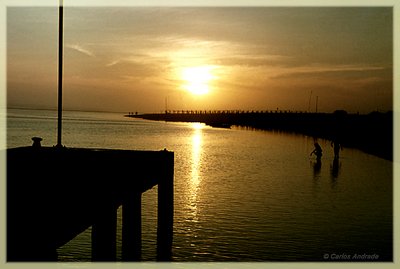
[7,146,174,261]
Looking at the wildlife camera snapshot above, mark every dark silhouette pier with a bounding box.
[127,110,393,161]
[7,146,174,261]
[6,2,175,262]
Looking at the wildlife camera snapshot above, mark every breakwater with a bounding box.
[126,110,392,161]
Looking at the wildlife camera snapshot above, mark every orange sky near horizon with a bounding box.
[7,6,393,113]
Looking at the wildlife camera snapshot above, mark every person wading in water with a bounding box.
[310,142,323,160]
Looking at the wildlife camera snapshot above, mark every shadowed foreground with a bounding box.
[7,146,174,262]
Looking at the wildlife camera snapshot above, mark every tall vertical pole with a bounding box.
[56,0,63,147]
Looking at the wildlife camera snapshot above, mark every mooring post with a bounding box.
[122,190,142,261]
[157,151,174,261]
[91,202,117,261]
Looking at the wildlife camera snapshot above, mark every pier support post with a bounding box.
[122,191,142,261]
[92,202,117,261]
[157,152,174,261]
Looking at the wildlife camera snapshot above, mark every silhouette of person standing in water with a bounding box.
[310,142,323,160]
[331,139,342,159]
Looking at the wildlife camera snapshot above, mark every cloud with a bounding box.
[270,65,389,80]
[66,44,95,57]
[106,60,120,67]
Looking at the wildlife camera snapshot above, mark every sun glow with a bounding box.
[181,66,216,95]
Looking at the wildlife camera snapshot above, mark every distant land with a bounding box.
[7,106,126,114]
[126,110,393,161]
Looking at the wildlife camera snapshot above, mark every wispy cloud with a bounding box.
[106,60,120,67]
[270,64,388,80]
[66,44,95,57]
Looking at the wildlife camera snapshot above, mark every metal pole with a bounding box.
[56,0,63,147]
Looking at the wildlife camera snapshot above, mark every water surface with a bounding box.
[7,108,392,261]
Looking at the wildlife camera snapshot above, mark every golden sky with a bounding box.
[7,6,392,113]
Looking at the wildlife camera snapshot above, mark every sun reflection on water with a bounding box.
[188,122,204,221]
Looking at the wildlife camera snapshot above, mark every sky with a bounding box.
[6,5,393,113]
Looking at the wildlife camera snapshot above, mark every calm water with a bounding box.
[6,108,393,261]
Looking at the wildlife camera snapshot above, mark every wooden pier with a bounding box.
[127,110,393,161]
[7,146,174,262]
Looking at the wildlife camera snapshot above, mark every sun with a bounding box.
[181,66,215,95]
